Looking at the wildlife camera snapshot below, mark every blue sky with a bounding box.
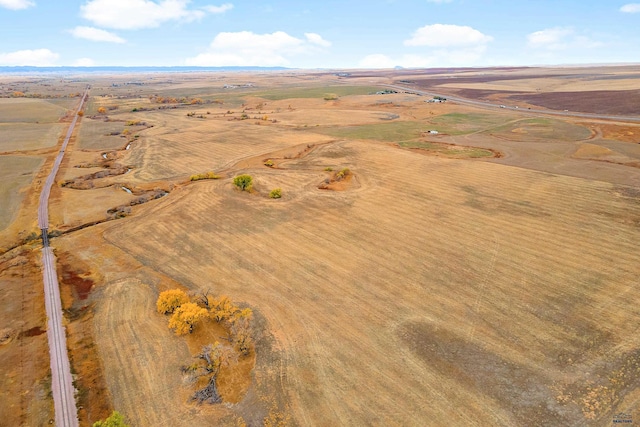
[0,0,639,68]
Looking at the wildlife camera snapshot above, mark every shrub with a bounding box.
[233,174,253,191]
[324,167,333,171]
[97,107,107,114]
[264,159,274,167]
[336,167,351,180]
[190,171,221,181]
[93,410,129,427]
[323,93,338,101]
[269,188,282,199]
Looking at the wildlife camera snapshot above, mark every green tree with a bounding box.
[233,174,253,191]
[93,411,129,427]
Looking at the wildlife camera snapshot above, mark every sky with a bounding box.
[0,0,639,68]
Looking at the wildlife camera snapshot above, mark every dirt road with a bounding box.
[38,87,88,427]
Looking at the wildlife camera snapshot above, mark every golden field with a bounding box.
[1,67,640,426]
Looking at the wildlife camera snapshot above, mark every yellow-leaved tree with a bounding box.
[168,302,208,335]
[156,289,189,314]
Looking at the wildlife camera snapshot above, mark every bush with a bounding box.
[190,171,221,181]
[324,167,333,171]
[93,411,129,427]
[336,167,351,180]
[264,159,274,167]
[324,93,338,101]
[269,188,282,199]
[233,174,253,191]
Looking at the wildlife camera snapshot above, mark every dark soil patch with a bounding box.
[60,264,94,301]
[398,321,583,426]
[509,90,640,115]
[19,326,45,338]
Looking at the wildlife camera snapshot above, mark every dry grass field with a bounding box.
[1,68,640,426]
[0,123,65,152]
[0,156,44,231]
[0,98,72,123]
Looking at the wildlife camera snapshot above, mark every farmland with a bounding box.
[1,67,640,426]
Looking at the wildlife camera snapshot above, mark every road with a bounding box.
[38,87,88,427]
[383,84,640,123]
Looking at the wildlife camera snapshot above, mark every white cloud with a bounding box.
[185,31,331,66]
[203,3,232,13]
[69,26,126,43]
[80,0,207,30]
[527,27,573,49]
[527,27,603,51]
[620,3,640,13]
[359,54,396,69]
[305,33,331,47]
[0,0,34,10]
[0,49,59,66]
[73,58,96,67]
[359,46,487,69]
[404,24,493,47]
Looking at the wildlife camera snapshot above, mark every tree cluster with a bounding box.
[156,290,254,355]
[157,290,255,405]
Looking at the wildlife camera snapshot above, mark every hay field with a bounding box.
[121,110,335,182]
[0,156,44,231]
[0,123,65,152]
[0,98,70,123]
[102,138,640,426]
[76,118,128,150]
[58,71,639,425]
[3,69,640,426]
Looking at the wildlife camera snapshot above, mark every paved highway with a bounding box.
[383,84,640,123]
[38,87,88,427]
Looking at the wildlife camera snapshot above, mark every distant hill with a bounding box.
[0,66,289,74]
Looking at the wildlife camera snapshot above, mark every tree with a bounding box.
[168,302,208,335]
[93,411,129,427]
[210,296,236,322]
[233,174,253,191]
[97,107,107,114]
[156,289,190,314]
[197,341,225,375]
[231,316,253,356]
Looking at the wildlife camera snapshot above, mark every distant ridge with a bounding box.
[0,66,289,74]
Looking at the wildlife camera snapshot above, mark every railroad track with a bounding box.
[38,86,89,427]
